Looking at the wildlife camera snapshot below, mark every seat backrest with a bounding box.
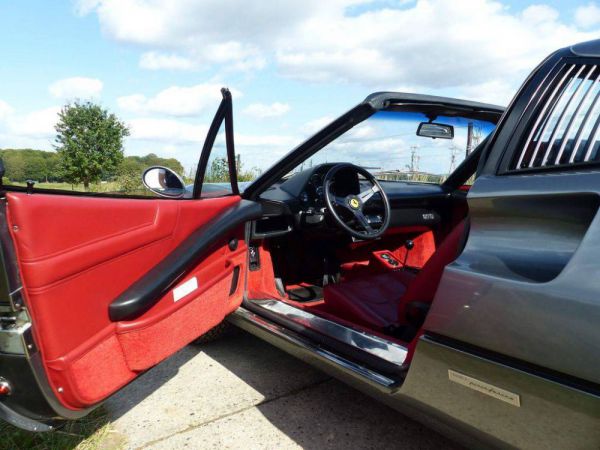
[397,220,467,322]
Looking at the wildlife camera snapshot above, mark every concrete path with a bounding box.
[104,328,461,449]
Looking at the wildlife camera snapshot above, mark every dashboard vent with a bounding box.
[512,63,600,171]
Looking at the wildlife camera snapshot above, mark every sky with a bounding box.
[297,111,497,176]
[0,0,599,174]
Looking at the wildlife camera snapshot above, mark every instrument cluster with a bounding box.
[299,173,326,206]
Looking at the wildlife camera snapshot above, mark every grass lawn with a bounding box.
[6,180,153,197]
[0,407,125,450]
[8,181,124,193]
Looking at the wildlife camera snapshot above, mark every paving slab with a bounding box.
[104,329,460,449]
[104,329,329,448]
[145,379,462,450]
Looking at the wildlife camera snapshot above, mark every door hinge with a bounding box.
[0,309,33,355]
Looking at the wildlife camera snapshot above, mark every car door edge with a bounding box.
[0,196,92,429]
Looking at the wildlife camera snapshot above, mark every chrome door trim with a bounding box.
[249,299,409,367]
[229,307,399,390]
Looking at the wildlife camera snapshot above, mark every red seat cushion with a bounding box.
[323,221,467,330]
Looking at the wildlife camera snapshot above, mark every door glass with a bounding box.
[201,121,235,198]
[194,89,240,198]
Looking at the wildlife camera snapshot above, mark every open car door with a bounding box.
[0,89,261,430]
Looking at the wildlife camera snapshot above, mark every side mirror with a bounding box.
[142,166,186,198]
[417,122,454,139]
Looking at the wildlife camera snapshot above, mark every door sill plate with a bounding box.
[249,299,409,367]
[230,307,398,389]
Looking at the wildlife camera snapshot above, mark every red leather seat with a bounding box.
[324,221,467,330]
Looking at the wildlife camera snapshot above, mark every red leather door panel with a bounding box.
[6,192,246,409]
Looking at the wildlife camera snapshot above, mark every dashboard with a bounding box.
[299,172,326,207]
[253,163,448,239]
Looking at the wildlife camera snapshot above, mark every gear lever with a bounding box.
[403,239,414,268]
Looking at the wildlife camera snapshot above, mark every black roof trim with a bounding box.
[570,39,600,58]
[362,91,505,113]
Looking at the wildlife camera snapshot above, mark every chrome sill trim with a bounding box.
[230,307,398,389]
[250,299,409,367]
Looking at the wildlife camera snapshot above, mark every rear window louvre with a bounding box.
[512,62,600,171]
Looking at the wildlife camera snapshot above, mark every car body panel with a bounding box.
[401,336,600,450]
[425,173,600,384]
[425,43,600,385]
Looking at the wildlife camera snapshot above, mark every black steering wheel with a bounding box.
[323,163,391,239]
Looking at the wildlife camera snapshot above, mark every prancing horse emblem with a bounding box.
[349,198,360,209]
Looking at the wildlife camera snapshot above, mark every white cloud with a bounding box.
[234,133,299,172]
[127,118,208,144]
[49,77,103,100]
[76,0,330,47]
[0,102,60,149]
[302,115,334,135]
[242,102,290,119]
[77,0,316,72]
[197,42,267,72]
[236,133,296,147]
[455,79,517,106]
[79,0,600,101]
[574,3,600,28]
[521,4,559,24]
[126,116,297,172]
[8,106,60,139]
[117,83,241,117]
[140,43,265,73]
[139,52,196,70]
[0,100,13,122]
[128,115,296,147]
[276,1,597,90]
[0,101,60,150]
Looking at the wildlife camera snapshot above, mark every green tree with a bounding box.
[44,153,61,182]
[116,158,145,194]
[0,149,63,183]
[2,151,26,181]
[27,155,47,181]
[54,101,129,190]
[235,154,261,181]
[204,154,261,183]
[116,154,186,194]
[205,156,230,182]
[123,153,185,177]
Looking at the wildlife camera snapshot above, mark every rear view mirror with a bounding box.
[142,166,186,198]
[417,122,454,139]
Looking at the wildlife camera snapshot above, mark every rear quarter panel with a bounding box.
[401,336,600,450]
[409,172,600,448]
[425,173,600,384]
